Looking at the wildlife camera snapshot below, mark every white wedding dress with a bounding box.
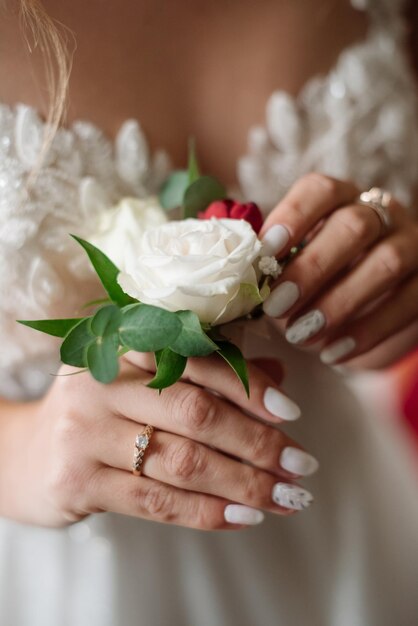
[1,0,418,624]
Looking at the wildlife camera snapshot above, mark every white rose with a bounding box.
[90,197,167,269]
[117,218,263,325]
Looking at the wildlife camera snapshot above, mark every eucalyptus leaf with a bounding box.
[119,304,182,352]
[183,175,226,218]
[86,335,120,384]
[60,318,95,367]
[17,318,84,338]
[147,348,187,390]
[71,235,133,307]
[159,171,189,210]
[216,341,250,397]
[170,310,218,357]
[91,304,122,337]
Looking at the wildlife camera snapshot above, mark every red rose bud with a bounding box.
[198,199,234,220]
[230,201,263,234]
[199,199,263,233]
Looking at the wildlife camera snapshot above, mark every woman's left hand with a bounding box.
[259,173,418,367]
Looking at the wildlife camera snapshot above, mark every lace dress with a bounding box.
[1,1,418,624]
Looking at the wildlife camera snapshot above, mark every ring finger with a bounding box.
[95,419,314,514]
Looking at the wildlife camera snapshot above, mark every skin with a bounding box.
[260,175,418,367]
[0,356,302,528]
[0,1,416,528]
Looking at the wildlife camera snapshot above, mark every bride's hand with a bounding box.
[22,354,317,529]
[260,173,418,366]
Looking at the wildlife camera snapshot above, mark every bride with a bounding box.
[0,1,417,624]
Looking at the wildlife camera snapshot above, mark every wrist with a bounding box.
[0,398,42,522]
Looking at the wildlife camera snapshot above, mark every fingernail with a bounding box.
[320,337,356,365]
[280,447,319,476]
[285,310,325,344]
[224,504,265,525]
[261,225,290,257]
[263,387,301,421]
[272,483,313,510]
[263,281,300,317]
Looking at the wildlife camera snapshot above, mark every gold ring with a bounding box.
[132,425,154,476]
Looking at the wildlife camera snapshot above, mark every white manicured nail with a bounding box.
[263,387,301,421]
[224,505,265,525]
[320,337,356,364]
[285,310,325,344]
[280,447,319,476]
[263,281,300,317]
[261,225,290,257]
[272,483,313,510]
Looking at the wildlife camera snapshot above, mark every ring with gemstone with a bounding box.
[357,186,393,235]
[132,425,154,476]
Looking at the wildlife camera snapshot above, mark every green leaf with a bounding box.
[71,235,133,307]
[119,304,182,352]
[170,310,218,357]
[216,341,250,397]
[80,297,111,310]
[159,171,189,210]
[90,304,122,337]
[86,334,120,384]
[60,318,95,367]
[147,348,187,390]
[17,318,84,338]
[187,138,200,184]
[183,175,226,218]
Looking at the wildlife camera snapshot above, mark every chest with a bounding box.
[48,0,367,181]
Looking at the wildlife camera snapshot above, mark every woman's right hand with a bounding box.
[17,353,318,529]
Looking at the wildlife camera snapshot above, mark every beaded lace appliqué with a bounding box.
[238,0,418,212]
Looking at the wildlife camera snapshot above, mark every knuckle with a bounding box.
[377,243,405,278]
[241,470,270,508]
[194,501,225,531]
[304,249,327,282]
[46,415,94,513]
[304,172,339,199]
[167,439,206,483]
[321,287,351,320]
[46,463,88,511]
[251,425,276,462]
[53,411,83,445]
[335,207,370,242]
[138,483,176,521]
[178,387,219,434]
[281,197,307,221]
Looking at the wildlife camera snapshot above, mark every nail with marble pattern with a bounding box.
[272,483,314,511]
[285,309,325,344]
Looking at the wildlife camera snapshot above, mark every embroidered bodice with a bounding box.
[1,0,417,399]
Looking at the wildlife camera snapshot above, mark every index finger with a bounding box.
[259,173,358,257]
[125,350,301,423]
